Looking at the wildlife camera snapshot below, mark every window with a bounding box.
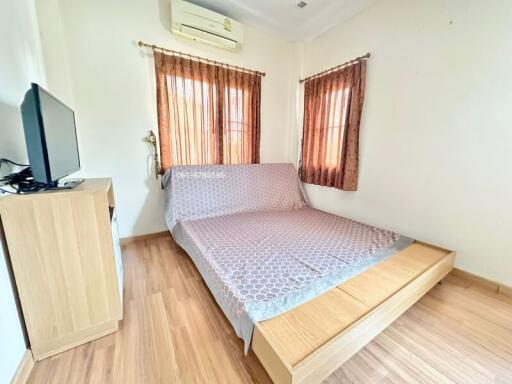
[168,77,216,166]
[154,52,261,171]
[299,60,367,191]
[325,87,350,168]
[223,86,246,164]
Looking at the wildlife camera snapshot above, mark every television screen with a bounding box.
[21,83,80,185]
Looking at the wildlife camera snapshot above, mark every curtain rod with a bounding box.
[137,41,266,77]
[299,53,370,83]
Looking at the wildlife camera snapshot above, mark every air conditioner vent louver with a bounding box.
[181,24,238,43]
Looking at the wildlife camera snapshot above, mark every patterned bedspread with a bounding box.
[163,164,413,352]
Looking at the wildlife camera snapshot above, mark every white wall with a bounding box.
[292,0,512,285]
[35,0,74,106]
[39,0,296,237]
[0,0,46,380]
[0,0,46,172]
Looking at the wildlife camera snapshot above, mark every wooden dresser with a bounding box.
[0,178,123,361]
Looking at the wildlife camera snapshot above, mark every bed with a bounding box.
[163,163,454,384]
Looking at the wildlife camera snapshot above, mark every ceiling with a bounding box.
[187,0,378,41]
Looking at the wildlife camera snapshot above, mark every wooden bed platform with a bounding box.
[252,242,455,384]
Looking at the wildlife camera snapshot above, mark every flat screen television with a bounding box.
[20,83,81,188]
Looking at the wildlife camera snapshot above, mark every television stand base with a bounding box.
[52,178,85,190]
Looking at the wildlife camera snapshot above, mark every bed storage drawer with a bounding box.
[253,242,455,384]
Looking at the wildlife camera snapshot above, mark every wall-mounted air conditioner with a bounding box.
[171,0,244,51]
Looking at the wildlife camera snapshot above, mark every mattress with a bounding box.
[163,164,412,352]
[172,207,412,352]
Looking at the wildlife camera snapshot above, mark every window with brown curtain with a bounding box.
[154,51,261,171]
[299,60,367,191]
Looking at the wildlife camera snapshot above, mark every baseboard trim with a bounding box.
[451,268,512,297]
[120,231,170,246]
[32,320,119,361]
[11,350,34,384]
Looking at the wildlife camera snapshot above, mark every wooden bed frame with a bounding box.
[252,241,455,384]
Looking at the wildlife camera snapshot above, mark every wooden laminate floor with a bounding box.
[28,235,512,384]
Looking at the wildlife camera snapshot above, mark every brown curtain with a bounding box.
[299,60,367,191]
[154,51,261,171]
